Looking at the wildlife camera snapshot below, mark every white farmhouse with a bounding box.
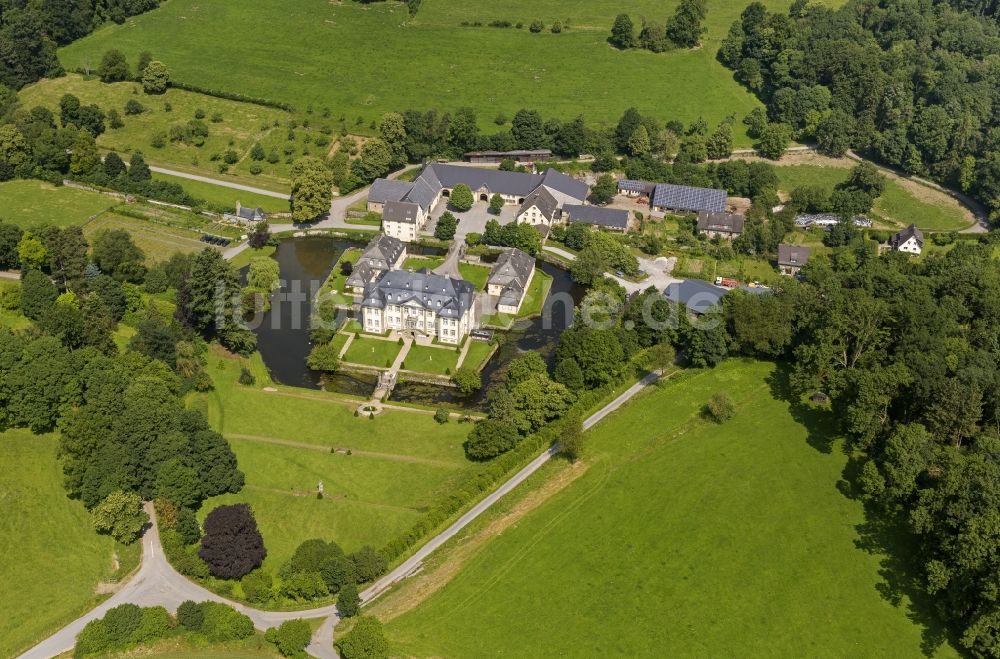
[890,224,924,255]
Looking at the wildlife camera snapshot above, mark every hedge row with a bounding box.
[167,80,295,112]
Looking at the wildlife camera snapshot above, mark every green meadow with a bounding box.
[0,431,118,657]
[151,172,290,213]
[0,179,115,228]
[53,0,838,144]
[199,354,484,569]
[776,164,971,232]
[382,360,958,657]
[18,75,297,191]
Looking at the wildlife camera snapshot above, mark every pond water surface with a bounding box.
[253,237,584,408]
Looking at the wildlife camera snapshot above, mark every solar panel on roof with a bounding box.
[651,184,726,213]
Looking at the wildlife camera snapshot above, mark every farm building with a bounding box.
[696,211,744,239]
[889,224,924,255]
[617,179,656,198]
[777,244,811,276]
[664,279,727,316]
[225,201,266,225]
[346,234,407,294]
[370,163,589,239]
[651,184,727,215]
[465,149,552,164]
[487,247,536,314]
[563,204,630,232]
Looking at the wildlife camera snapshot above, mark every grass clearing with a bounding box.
[461,340,496,372]
[151,172,290,213]
[317,247,362,306]
[382,360,958,657]
[404,343,461,375]
[18,75,296,190]
[342,335,403,368]
[0,180,116,228]
[198,353,483,569]
[402,256,444,272]
[51,0,836,144]
[95,632,281,658]
[82,212,216,262]
[0,431,117,657]
[457,262,491,291]
[775,164,970,231]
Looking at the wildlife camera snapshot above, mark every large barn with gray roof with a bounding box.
[368,163,589,239]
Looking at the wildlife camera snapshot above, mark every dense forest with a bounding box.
[0,0,161,89]
[782,241,1000,656]
[719,0,1000,220]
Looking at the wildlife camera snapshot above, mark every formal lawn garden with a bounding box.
[342,335,403,368]
[17,75,297,190]
[0,180,116,228]
[151,172,290,213]
[775,164,972,232]
[0,431,118,657]
[403,343,461,375]
[380,360,958,657]
[50,0,832,143]
[198,353,484,570]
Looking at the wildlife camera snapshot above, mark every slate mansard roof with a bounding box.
[488,247,535,306]
[362,270,475,319]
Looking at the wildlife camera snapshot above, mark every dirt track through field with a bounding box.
[226,432,464,468]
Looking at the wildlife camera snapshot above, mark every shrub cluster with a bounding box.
[75,604,173,657]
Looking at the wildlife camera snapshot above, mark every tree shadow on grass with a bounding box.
[767,360,960,656]
[853,507,960,657]
[766,361,839,454]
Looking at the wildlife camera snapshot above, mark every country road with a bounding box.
[148,165,291,200]
[20,369,662,659]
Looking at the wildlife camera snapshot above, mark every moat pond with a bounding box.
[253,236,585,409]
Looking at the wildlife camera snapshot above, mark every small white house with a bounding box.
[890,224,924,255]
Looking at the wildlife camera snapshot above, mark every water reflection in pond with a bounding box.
[253,237,583,406]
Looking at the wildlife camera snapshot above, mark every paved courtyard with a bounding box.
[421,200,520,240]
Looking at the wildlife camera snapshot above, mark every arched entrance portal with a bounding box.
[480,193,489,201]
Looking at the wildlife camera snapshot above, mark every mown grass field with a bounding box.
[199,353,482,569]
[461,340,495,371]
[18,75,298,191]
[53,0,831,144]
[382,360,958,657]
[0,431,117,658]
[0,180,116,228]
[404,343,461,375]
[776,164,971,231]
[151,173,290,213]
[82,212,215,262]
[342,335,403,368]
